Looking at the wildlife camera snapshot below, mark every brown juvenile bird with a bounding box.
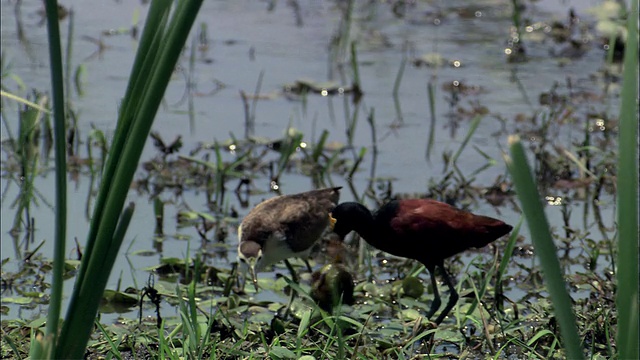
[330,199,513,324]
[237,187,341,290]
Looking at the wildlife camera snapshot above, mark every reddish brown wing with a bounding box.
[389,199,507,259]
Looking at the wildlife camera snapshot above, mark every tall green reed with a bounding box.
[505,135,584,359]
[39,1,67,358]
[35,1,204,358]
[614,2,638,358]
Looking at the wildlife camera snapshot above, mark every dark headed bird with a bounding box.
[237,187,341,290]
[331,199,513,324]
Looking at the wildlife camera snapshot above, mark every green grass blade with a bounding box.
[0,90,51,113]
[465,220,520,319]
[494,218,521,315]
[103,203,136,278]
[615,2,639,359]
[449,114,482,171]
[95,320,123,360]
[425,81,436,161]
[506,135,584,360]
[497,218,522,281]
[348,147,367,179]
[312,130,330,162]
[43,0,67,351]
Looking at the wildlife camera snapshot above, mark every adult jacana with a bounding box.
[237,187,341,290]
[331,199,513,324]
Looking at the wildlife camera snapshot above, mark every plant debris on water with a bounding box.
[1,0,634,359]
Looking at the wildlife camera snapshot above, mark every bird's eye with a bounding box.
[239,257,247,263]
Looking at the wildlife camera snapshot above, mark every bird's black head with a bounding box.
[330,202,374,240]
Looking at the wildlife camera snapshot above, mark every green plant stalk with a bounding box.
[250,70,265,134]
[198,309,215,359]
[497,218,522,275]
[276,132,303,180]
[1,90,51,114]
[13,102,41,234]
[615,2,639,358]
[425,81,436,161]
[367,108,377,154]
[495,218,522,314]
[69,1,169,301]
[510,0,521,30]
[95,320,123,360]
[3,333,21,358]
[392,58,405,99]
[449,114,482,171]
[29,331,54,359]
[506,135,583,360]
[65,8,74,119]
[350,41,360,89]
[312,129,329,162]
[178,281,199,358]
[348,147,367,179]
[337,0,354,62]
[392,61,405,126]
[188,279,200,342]
[58,3,171,348]
[87,0,202,291]
[56,1,203,358]
[213,142,225,202]
[74,64,86,97]
[103,203,135,277]
[188,34,197,134]
[87,5,171,278]
[605,32,617,65]
[43,0,67,350]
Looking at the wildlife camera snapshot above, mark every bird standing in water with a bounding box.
[331,199,512,324]
[237,187,341,290]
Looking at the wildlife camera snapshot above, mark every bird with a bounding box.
[330,199,513,324]
[310,263,355,311]
[237,187,341,291]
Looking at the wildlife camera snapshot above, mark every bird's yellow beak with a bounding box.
[329,213,337,230]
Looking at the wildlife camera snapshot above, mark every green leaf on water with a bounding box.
[435,329,465,342]
[28,317,47,328]
[269,346,296,359]
[298,356,317,360]
[22,292,45,298]
[102,289,138,305]
[249,311,274,324]
[267,302,283,312]
[63,260,81,271]
[401,308,422,321]
[129,249,156,256]
[2,297,32,304]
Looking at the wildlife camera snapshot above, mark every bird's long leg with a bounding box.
[425,266,442,320]
[434,264,459,325]
[231,262,244,292]
[283,259,299,284]
[281,259,299,319]
[281,286,297,319]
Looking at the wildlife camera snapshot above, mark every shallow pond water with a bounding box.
[1,0,622,356]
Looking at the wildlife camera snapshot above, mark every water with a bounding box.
[1,0,618,325]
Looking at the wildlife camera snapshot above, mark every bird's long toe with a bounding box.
[435,291,458,325]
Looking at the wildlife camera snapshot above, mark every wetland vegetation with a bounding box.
[1,0,637,359]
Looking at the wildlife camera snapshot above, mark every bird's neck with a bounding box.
[347,204,380,243]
